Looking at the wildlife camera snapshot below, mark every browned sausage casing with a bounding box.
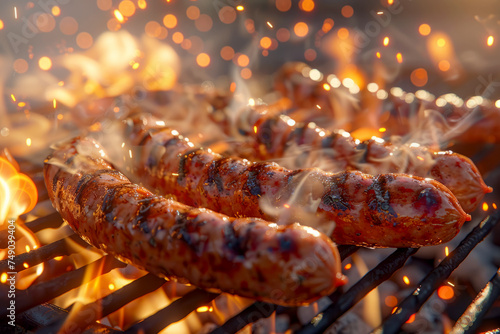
[44,137,345,306]
[246,108,491,213]
[126,114,470,248]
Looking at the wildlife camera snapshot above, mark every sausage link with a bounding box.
[44,137,345,306]
[246,110,491,213]
[126,114,470,248]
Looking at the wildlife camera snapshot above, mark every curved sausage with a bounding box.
[44,137,345,306]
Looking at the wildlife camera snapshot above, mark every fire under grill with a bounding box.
[1,157,500,334]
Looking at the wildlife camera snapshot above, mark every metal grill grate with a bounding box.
[1,160,500,334]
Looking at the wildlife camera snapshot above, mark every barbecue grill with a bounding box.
[2,0,500,333]
[0,150,499,333]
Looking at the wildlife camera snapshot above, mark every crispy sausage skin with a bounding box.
[245,110,491,213]
[126,114,470,248]
[44,137,345,306]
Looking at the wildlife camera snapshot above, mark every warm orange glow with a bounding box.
[344,263,352,270]
[13,59,28,74]
[403,276,410,285]
[196,53,210,67]
[36,13,56,33]
[379,127,386,133]
[145,21,162,37]
[53,99,57,109]
[54,256,63,261]
[186,6,200,20]
[195,14,213,32]
[97,0,112,11]
[119,0,136,17]
[438,60,450,71]
[220,46,234,61]
[10,94,16,102]
[304,49,316,61]
[253,126,257,134]
[293,22,308,37]
[337,28,349,40]
[260,37,272,49]
[438,285,454,300]
[138,0,147,9]
[385,295,398,307]
[1,273,7,283]
[18,102,26,107]
[487,35,494,46]
[299,0,315,12]
[406,314,416,324]
[230,82,236,93]
[237,54,250,67]
[388,0,394,4]
[172,31,183,44]
[445,246,449,257]
[276,0,292,12]
[114,9,125,23]
[322,18,334,33]
[410,68,428,87]
[483,202,489,211]
[493,203,497,209]
[341,5,354,18]
[437,38,446,47]
[376,51,381,58]
[383,36,389,46]
[419,24,431,36]
[241,68,252,79]
[396,52,403,63]
[108,283,115,290]
[51,6,61,16]
[38,56,52,70]
[0,19,4,30]
[219,6,236,24]
[59,16,78,35]
[276,28,290,42]
[23,263,29,269]
[323,83,331,91]
[163,14,177,28]
[76,32,93,49]
[107,18,121,31]
[236,5,244,11]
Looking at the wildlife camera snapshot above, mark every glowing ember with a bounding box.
[487,35,494,46]
[0,273,7,283]
[445,246,449,256]
[482,202,489,211]
[376,51,381,58]
[114,9,125,23]
[493,203,498,209]
[403,276,410,285]
[236,5,244,11]
[406,313,416,323]
[396,52,403,63]
[344,263,352,270]
[419,23,431,36]
[379,127,386,133]
[385,295,398,307]
[437,285,454,300]
[383,36,390,46]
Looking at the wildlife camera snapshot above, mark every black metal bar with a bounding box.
[0,233,86,273]
[297,247,418,334]
[37,273,167,334]
[124,289,218,334]
[378,211,500,334]
[451,267,500,334]
[338,245,360,261]
[0,212,63,249]
[0,255,126,319]
[2,303,123,333]
[209,301,278,334]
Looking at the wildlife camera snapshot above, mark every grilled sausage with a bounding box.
[44,137,345,306]
[245,109,491,213]
[125,114,470,248]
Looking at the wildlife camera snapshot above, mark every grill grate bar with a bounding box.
[0,212,63,248]
[378,210,500,334]
[125,288,219,333]
[210,302,278,334]
[37,273,166,334]
[207,244,361,334]
[297,247,419,334]
[0,255,126,318]
[451,267,500,334]
[0,233,85,273]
